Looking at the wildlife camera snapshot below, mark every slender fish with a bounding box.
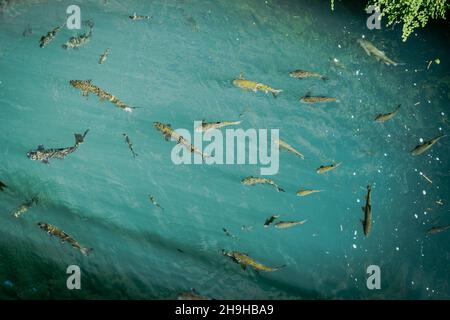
[222,250,284,272]
[98,48,109,64]
[357,39,400,66]
[241,176,285,192]
[274,220,307,229]
[289,69,328,81]
[153,122,210,158]
[195,120,242,133]
[375,105,401,123]
[296,189,323,197]
[411,134,446,156]
[427,225,450,235]
[361,185,372,236]
[27,130,89,164]
[38,222,93,256]
[275,139,304,159]
[70,80,135,112]
[233,74,282,97]
[316,162,341,174]
[123,133,138,158]
[12,196,38,218]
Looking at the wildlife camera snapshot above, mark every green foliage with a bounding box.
[331,0,449,41]
[370,0,450,41]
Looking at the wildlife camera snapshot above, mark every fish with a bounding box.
[129,13,152,20]
[330,57,347,70]
[289,69,328,81]
[300,94,337,103]
[153,122,210,158]
[274,220,307,229]
[411,134,446,156]
[233,74,282,97]
[375,104,401,122]
[223,228,236,238]
[316,162,341,174]
[27,130,89,164]
[178,288,210,300]
[149,195,164,211]
[70,80,136,112]
[361,185,372,236]
[122,133,137,158]
[39,24,64,48]
[37,222,93,256]
[275,139,304,159]
[98,48,109,64]
[264,214,280,228]
[241,176,285,192]
[357,39,399,66]
[195,120,242,133]
[185,16,199,32]
[62,20,94,49]
[12,196,38,218]
[222,250,283,272]
[22,24,33,37]
[296,189,323,197]
[427,225,450,235]
[0,181,6,191]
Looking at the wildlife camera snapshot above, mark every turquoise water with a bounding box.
[1,0,449,299]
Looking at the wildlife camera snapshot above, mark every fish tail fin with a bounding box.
[274,264,287,271]
[277,186,285,192]
[272,89,282,98]
[75,129,89,145]
[81,247,93,256]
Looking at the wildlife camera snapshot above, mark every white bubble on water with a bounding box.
[396,247,399,251]
[422,190,426,195]
[352,244,357,249]
[356,199,360,203]
[414,214,418,219]
[419,138,424,143]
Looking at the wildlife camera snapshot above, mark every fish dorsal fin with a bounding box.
[239,72,244,79]
[37,145,45,151]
